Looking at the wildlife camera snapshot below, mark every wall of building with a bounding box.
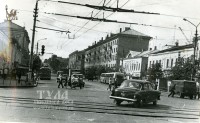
[0,21,30,69]
[148,48,193,70]
[69,50,85,71]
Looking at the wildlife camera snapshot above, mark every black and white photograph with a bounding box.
[0,0,200,123]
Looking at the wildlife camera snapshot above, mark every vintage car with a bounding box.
[110,79,161,107]
[71,74,85,88]
[170,80,197,99]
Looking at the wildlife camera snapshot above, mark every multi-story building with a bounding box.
[84,27,152,71]
[68,50,85,71]
[0,20,30,70]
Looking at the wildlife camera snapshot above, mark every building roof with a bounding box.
[120,28,150,37]
[125,50,155,59]
[126,51,141,58]
[152,44,193,54]
[134,50,154,57]
[84,27,151,52]
[0,20,25,30]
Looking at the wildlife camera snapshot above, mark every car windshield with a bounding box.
[119,81,142,90]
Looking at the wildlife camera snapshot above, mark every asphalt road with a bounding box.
[0,77,199,123]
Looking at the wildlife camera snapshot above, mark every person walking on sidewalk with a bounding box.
[107,77,112,91]
[58,74,64,88]
[168,84,176,97]
[16,69,21,84]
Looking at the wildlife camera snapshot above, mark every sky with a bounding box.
[0,0,200,60]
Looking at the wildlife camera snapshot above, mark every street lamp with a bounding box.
[183,18,200,80]
[36,38,47,55]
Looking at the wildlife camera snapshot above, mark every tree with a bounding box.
[170,58,193,80]
[32,55,42,72]
[147,63,163,82]
[49,56,61,73]
[85,66,97,80]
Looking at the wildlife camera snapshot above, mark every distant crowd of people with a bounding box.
[0,68,23,83]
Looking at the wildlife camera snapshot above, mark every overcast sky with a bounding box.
[0,0,200,60]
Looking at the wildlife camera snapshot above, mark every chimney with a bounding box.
[120,28,122,33]
[175,42,179,46]
[154,46,157,50]
[125,27,131,31]
[101,37,103,41]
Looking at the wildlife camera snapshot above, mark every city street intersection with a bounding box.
[0,77,199,123]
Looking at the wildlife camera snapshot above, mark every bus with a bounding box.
[39,67,51,80]
[100,72,125,86]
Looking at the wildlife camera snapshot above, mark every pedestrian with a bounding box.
[168,84,176,97]
[154,82,158,90]
[67,76,71,87]
[114,78,118,89]
[0,69,2,78]
[107,77,112,91]
[64,76,68,88]
[58,74,64,88]
[16,69,21,84]
[3,68,8,79]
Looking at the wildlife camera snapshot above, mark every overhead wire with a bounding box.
[60,0,113,48]
[57,0,106,49]
[61,0,117,50]
[62,0,130,52]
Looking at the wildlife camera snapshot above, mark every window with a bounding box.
[132,63,134,70]
[143,84,149,90]
[171,59,173,67]
[166,59,169,68]
[138,63,140,70]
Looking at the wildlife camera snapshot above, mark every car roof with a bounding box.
[72,74,83,75]
[125,79,151,83]
[172,80,196,83]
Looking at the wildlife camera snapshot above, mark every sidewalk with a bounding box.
[0,77,36,88]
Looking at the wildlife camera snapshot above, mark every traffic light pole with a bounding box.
[29,0,38,80]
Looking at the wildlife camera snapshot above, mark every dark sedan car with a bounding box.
[109,79,161,107]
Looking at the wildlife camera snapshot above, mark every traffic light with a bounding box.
[41,45,45,55]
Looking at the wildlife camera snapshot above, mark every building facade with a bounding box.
[148,44,196,77]
[68,50,85,71]
[0,20,30,71]
[123,50,151,79]
[84,27,152,71]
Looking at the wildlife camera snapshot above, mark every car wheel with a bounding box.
[153,99,157,105]
[180,93,184,98]
[115,100,122,106]
[134,100,142,108]
[80,85,82,89]
[189,95,193,99]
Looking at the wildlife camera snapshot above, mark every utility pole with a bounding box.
[28,0,38,80]
[183,18,200,80]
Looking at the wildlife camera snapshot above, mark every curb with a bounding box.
[0,85,36,88]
